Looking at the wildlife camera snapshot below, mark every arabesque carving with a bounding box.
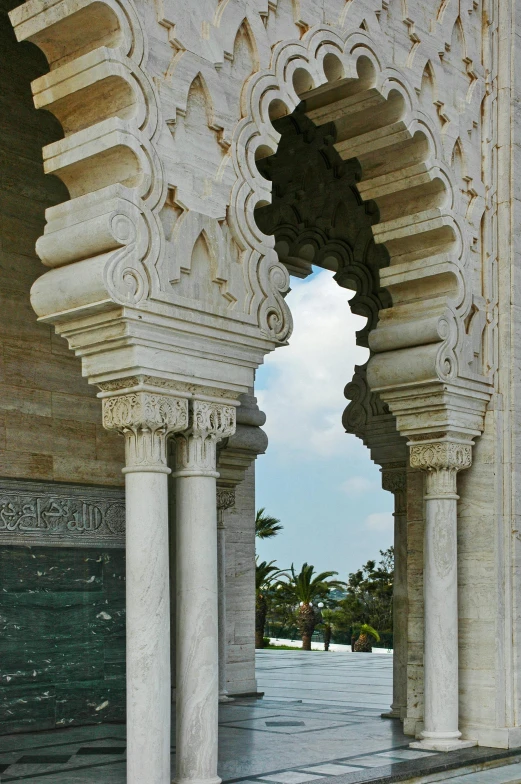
[410,441,473,473]
[103,392,189,469]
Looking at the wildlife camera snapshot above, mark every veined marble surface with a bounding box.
[0,652,520,784]
[0,652,435,783]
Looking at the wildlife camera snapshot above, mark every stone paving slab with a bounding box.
[0,652,519,783]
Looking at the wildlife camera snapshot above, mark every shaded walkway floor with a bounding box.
[0,651,520,783]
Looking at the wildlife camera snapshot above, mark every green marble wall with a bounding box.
[0,546,126,734]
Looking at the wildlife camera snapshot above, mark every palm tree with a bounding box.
[255,559,287,648]
[255,508,283,540]
[280,563,345,650]
[353,623,380,652]
[320,608,335,651]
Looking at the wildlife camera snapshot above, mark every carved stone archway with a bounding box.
[7,0,499,781]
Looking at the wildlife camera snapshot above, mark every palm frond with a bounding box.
[359,623,380,642]
[256,508,284,539]
[255,558,287,591]
[281,562,345,604]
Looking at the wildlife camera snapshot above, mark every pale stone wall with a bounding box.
[0,0,123,486]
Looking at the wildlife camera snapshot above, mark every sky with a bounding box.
[254,268,394,582]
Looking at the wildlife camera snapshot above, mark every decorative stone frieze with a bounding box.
[102,392,189,471]
[0,479,125,548]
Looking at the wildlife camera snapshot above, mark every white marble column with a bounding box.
[217,488,236,703]
[381,467,407,721]
[173,401,236,784]
[102,391,189,784]
[409,441,476,752]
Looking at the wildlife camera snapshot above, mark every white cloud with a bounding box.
[256,270,369,459]
[342,476,375,495]
[365,512,394,532]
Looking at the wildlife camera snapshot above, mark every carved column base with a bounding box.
[411,737,477,753]
[381,706,404,720]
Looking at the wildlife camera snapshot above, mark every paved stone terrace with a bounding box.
[0,651,520,783]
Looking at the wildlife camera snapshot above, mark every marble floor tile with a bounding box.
[439,762,521,783]
[377,748,436,760]
[17,755,72,764]
[300,764,364,775]
[258,772,325,783]
[0,651,470,784]
[345,756,401,767]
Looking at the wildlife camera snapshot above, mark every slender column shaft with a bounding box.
[216,489,236,702]
[409,440,475,752]
[381,469,407,720]
[176,471,220,783]
[423,468,459,739]
[126,470,171,783]
[169,441,177,704]
[173,401,236,784]
[102,390,189,784]
[217,521,228,698]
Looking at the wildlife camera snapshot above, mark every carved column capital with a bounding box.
[217,488,236,511]
[409,441,472,472]
[409,440,472,498]
[381,466,407,516]
[216,487,236,530]
[381,467,407,495]
[102,391,189,473]
[174,401,236,478]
